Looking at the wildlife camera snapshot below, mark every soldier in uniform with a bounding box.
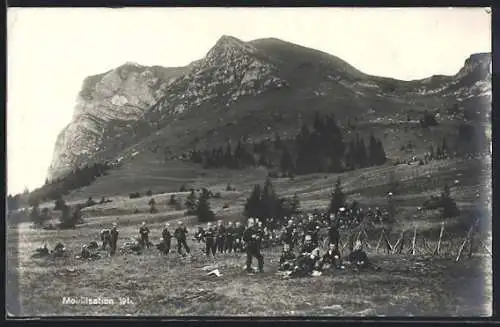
[348,240,377,270]
[291,234,321,277]
[204,222,217,257]
[243,218,264,273]
[319,242,343,270]
[224,222,235,253]
[304,214,320,247]
[328,218,340,249]
[279,243,296,271]
[216,220,226,254]
[139,221,151,248]
[174,221,190,256]
[160,223,172,256]
[110,223,119,256]
[233,222,245,252]
[281,220,295,250]
[100,229,111,250]
[195,226,205,243]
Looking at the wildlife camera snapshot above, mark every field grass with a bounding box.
[7,157,492,317]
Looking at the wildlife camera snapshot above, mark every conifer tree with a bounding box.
[196,189,215,222]
[328,177,346,214]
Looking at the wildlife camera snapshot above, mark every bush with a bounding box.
[146,190,153,197]
[179,184,187,192]
[222,204,229,209]
[168,194,178,206]
[129,192,141,199]
[58,205,83,229]
[213,192,222,199]
[268,171,280,178]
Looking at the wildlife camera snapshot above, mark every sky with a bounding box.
[7,7,491,195]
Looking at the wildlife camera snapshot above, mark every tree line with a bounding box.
[24,162,111,206]
[188,112,387,176]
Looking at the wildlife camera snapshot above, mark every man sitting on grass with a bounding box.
[319,242,344,271]
[290,235,321,278]
[347,240,379,271]
[279,243,296,271]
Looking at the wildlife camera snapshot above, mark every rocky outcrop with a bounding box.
[47,63,186,180]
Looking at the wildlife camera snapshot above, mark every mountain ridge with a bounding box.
[47,35,491,181]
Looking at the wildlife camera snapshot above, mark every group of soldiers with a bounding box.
[76,206,377,277]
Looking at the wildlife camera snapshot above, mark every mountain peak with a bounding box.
[205,35,256,61]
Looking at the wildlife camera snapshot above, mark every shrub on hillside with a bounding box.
[268,171,280,178]
[196,189,216,223]
[129,192,141,199]
[146,190,153,197]
[168,194,178,206]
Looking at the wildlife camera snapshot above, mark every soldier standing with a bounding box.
[216,220,226,254]
[110,223,119,256]
[161,223,172,256]
[174,221,191,256]
[204,222,217,257]
[100,229,111,250]
[328,219,340,249]
[243,218,264,273]
[139,221,151,248]
[233,222,245,252]
[225,222,235,253]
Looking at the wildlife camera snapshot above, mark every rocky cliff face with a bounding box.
[148,36,288,121]
[47,63,186,180]
[47,35,491,181]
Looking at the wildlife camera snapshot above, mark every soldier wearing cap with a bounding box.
[243,218,264,273]
[319,242,343,270]
[204,222,217,256]
[233,222,245,252]
[216,220,226,254]
[291,234,321,277]
[100,229,111,250]
[279,243,296,271]
[174,221,190,256]
[348,240,374,270]
[161,223,172,256]
[281,219,296,250]
[110,222,119,256]
[139,221,151,248]
[328,216,340,249]
[305,214,320,247]
[224,221,235,253]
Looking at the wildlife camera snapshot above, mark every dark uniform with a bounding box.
[348,249,371,269]
[81,246,92,259]
[281,226,295,249]
[224,225,235,253]
[279,248,296,271]
[161,227,172,255]
[243,225,264,273]
[101,229,111,250]
[174,225,190,255]
[319,246,342,270]
[291,240,320,277]
[139,225,151,248]
[204,227,217,256]
[216,224,226,254]
[196,227,205,243]
[110,226,119,256]
[233,224,245,252]
[328,224,340,249]
[305,220,320,247]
